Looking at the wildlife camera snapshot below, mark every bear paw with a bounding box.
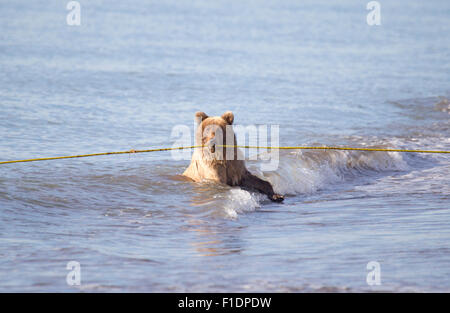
[270,194,284,202]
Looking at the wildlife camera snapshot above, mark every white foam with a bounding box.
[257,149,409,195]
[219,146,410,218]
[222,188,265,219]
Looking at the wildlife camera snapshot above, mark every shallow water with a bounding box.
[0,0,449,292]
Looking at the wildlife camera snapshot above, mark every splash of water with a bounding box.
[220,147,409,218]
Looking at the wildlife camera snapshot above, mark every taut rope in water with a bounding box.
[0,145,448,165]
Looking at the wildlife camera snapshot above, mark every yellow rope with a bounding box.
[0,145,448,165]
[221,145,450,154]
[0,146,203,165]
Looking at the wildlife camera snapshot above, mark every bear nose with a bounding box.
[208,138,216,153]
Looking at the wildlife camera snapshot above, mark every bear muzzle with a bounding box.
[208,139,216,153]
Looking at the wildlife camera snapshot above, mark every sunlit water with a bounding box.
[0,0,449,292]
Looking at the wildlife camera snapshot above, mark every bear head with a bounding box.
[194,111,236,161]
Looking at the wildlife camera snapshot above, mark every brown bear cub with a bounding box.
[183,111,284,202]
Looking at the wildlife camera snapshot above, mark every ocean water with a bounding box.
[0,0,449,292]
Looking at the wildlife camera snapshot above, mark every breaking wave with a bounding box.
[254,147,410,195]
[219,145,411,218]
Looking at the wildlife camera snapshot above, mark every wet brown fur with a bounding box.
[183,111,284,202]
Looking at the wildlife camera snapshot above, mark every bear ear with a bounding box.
[195,111,208,124]
[221,111,234,125]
